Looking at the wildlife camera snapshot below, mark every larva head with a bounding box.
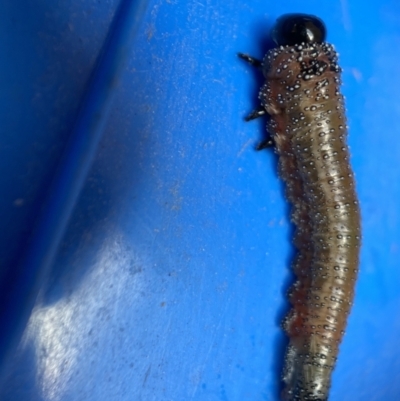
[272,14,326,46]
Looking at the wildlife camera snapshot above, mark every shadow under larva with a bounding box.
[239,13,361,401]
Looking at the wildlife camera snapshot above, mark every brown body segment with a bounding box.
[261,43,361,400]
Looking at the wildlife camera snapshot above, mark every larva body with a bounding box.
[241,14,361,401]
[263,41,361,400]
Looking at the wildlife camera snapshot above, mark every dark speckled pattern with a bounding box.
[260,43,361,400]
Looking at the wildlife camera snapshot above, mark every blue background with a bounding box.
[1,0,399,400]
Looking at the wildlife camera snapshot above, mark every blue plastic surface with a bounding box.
[1,0,400,400]
[0,0,148,372]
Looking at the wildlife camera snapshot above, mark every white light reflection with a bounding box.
[23,231,146,401]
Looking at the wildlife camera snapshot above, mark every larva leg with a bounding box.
[245,107,266,121]
[243,108,274,149]
[238,52,274,150]
[256,138,274,150]
[237,52,262,68]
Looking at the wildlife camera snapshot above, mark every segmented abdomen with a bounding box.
[261,43,361,400]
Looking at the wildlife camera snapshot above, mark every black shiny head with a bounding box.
[272,13,327,46]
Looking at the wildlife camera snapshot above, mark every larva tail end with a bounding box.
[281,338,333,401]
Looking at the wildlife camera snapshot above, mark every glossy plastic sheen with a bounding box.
[261,42,360,400]
[0,0,148,377]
